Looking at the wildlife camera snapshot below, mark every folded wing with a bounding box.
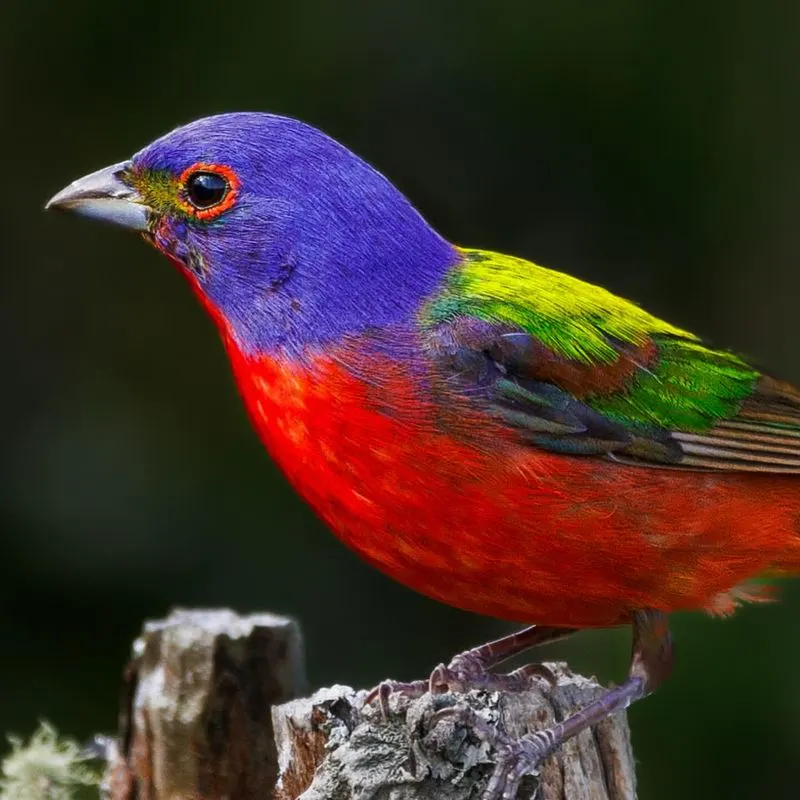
[421,249,800,473]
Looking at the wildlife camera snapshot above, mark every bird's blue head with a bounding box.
[47,113,457,354]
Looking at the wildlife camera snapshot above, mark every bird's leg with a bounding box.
[435,609,673,800]
[365,624,577,714]
[427,624,578,693]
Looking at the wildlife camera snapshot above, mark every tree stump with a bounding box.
[103,608,306,800]
[272,667,635,800]
[103,609,636,800]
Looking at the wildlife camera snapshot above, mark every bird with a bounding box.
[47,113,800,799]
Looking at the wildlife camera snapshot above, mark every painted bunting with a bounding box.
[47,113,800,799]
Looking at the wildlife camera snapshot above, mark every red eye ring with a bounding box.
[178,162,240,220]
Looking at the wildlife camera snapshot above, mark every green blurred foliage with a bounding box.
[3,1,800,797]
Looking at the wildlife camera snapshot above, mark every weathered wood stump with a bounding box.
[103,608,306,799]
[272,668,635,800]
[103,609,636,800]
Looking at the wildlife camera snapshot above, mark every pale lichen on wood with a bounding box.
[272,666,635,800]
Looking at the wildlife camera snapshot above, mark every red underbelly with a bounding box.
[232,349,800,627]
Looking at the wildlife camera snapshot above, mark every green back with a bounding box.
[422,248,759,435]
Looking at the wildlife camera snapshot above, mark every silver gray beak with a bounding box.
[45,160,152,231]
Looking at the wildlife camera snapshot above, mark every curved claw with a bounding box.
[428,662,453,694]
[363,678,428,718]
[510,662,557,686]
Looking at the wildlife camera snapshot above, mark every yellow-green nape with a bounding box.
[426,248,696,364]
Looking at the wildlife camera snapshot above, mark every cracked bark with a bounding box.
[102,610,636,800]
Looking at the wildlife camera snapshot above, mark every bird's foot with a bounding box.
[365,660,552,718]
[363,677,429,717]
[426,610,674,799]
[428,651,556,695]
[364,625,572,717]
[432,704,553,800]
[366,661,554,718]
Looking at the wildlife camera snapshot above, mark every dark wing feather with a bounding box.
[424,318,800,473]
[669,377,800,472]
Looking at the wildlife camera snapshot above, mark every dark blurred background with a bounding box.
[3,1,800,797]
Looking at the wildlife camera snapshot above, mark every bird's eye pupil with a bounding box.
[186,171,228,210]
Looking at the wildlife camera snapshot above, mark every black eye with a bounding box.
[185,171,229,210]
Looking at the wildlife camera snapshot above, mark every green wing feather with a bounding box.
[421,248,800,473]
